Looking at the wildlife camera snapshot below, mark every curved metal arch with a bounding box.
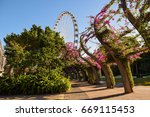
[53,11,79,48]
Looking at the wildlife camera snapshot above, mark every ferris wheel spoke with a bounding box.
[53,11,79,48]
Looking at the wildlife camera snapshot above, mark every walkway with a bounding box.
[0,81,150,100]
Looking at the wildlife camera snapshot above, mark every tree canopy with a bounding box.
[4,25,65,75]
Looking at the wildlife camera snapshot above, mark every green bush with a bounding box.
[0,71,71,95]
[1,25,71,95]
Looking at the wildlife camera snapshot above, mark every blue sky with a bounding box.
[0,0,110,46]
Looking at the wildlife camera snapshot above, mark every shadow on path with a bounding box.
[71,83,92,87]
[65,88,108,94]
[0,94,56,100]
[86,93,125,100]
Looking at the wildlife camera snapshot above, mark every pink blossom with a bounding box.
[104,20,110,25]
[95,17,101,23]
[100,9,106,14]
[128,51,143,61]
[65,42,79,60]
[110,9,116,13]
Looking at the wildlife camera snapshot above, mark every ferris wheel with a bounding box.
[53,11,79,48]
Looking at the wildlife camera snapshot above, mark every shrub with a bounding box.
[1,25,71,95]
[0,72,71,95]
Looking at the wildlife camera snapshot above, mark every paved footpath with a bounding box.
[0,81,150,100]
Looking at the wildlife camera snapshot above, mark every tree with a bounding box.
[4,25,65,75]
[119,0,150,47]
[91,1,148,93]
[78,47,101,84]
[81,0,148,93]
[80,35,115,88]
[61,42,88,81]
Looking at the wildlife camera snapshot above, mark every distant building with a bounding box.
[0,41,6,75]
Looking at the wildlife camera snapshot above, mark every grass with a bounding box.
[134,77,150,86]
[101,75,150,86]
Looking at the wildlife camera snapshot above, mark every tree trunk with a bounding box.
[86,67,98,84]
[95,68,102,84]
[138,26,150,48]
[76,70,80,80]
[86,67,93,84]
[95,30,134,93]
[80,38,114,86]
[79,54,101,84]
[116,59,134,93]
[94,67,101,85]
[81,69,88,81]
[102,64,115,88]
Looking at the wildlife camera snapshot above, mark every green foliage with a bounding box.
[1,25,71,95]
[104,76,150,86]
[0,70,71,95]
[134,77,150,86]
[107,64,116,87]
[86,67,96,84]
[124,61,134,88]
[4,25,65,75]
